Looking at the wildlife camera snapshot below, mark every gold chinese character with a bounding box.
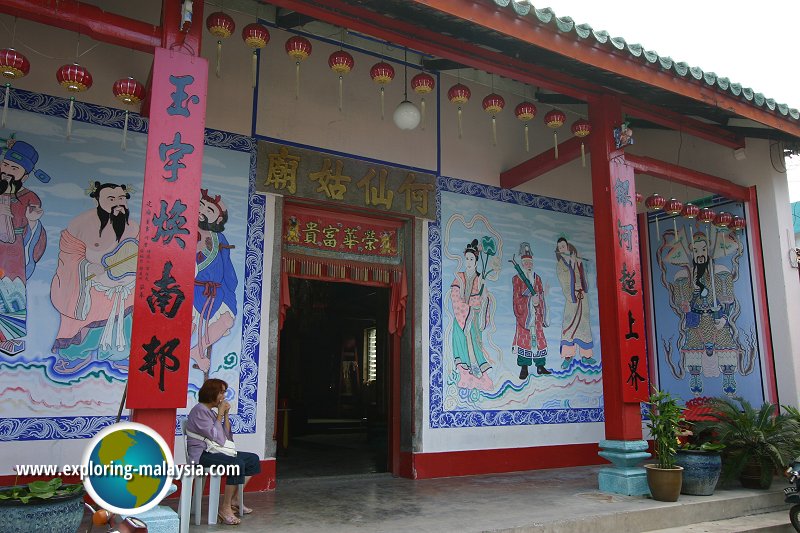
[266,147,299,194]
[322,225,340,247]
[379,231,396,255]
[303,221,320,244]
[309,158,351,200]
[356,168,394,210]
[343,227,360,249]
[398,173,434,216]
[363,230,378,251]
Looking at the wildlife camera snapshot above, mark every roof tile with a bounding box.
[490,0,797,122]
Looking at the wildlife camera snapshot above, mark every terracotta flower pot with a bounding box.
[645,464,683,502]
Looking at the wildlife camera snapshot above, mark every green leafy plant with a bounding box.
[647,388,686,469]
[694,397,800,487]
[0,478,82,504]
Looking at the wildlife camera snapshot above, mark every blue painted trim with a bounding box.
[428,175,602,428]
[0,88,264,441]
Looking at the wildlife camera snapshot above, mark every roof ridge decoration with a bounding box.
[492,0,799,122]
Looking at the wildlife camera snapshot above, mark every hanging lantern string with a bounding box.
[0,19,101,61]
[2,83,10,128]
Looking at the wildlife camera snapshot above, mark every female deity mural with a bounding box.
[449,238,494,390]
[555,237,596,369]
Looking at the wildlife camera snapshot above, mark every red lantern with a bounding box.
[113,77,145,150]
[370,62,395,120]
[206,12,235,78]
[0,48,29,128]
[645,193,666,211]
[664,198,684,216]
[411,73,435,130]
[681,203,700,219]
[57,63,93,92]
[448,83,471,138]
[713,211,733,228]
[571,118,591,166]
[242,23,270,88]
[697,207,716,224]
[57,63,92,139]
[515,101,536,152]
[482,93,505,146]
[544,109,566,158]
[328,50,354,112]
[731,216,747,232]
[0,48,29,80]
[286,36,312,99]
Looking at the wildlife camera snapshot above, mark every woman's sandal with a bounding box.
[232,504,253,515]
[218,512,241,525]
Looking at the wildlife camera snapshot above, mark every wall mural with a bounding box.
[648,201,764,405]
[429,178,604,428]
[0,89,264,442]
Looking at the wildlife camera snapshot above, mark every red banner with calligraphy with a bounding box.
[283,204,401,259]
[127,48,208,408]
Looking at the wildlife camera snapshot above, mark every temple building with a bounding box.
[1,0,799,497]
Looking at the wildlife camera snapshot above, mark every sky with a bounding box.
[538,0,800,201]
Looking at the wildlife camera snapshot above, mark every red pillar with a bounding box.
[128,0,207,452]
[588,94,649,440]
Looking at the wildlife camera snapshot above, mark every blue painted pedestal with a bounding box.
[598,439,651,496]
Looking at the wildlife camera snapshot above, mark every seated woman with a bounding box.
[186,378,261,525]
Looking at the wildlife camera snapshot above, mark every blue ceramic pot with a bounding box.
[0,486,84,533]
[675,450,722,495]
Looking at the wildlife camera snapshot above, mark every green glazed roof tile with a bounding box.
[643,49,659,63]
[554,16,575,32]
[574,23,593,39]
[627,43,643,57]
[609,36,627,50]
[489,2,799,124]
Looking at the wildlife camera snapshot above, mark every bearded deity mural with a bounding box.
[654,215,758,398]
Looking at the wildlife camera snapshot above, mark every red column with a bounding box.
[128,0,207,451]
[588,94,649,441]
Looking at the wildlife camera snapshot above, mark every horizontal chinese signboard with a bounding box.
[256,141,436,220]
[283,204,401,260]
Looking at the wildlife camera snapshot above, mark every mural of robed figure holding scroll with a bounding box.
[555,237,596,370]
[50,182,138,373]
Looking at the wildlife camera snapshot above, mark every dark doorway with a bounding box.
[277,277,390,478]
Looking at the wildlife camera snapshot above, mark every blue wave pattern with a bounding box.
[3,88,263,441]
[428,176,603,428]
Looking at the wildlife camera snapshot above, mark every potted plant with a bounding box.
[0,478,84,533]
[695,397,800,489]
[674,397,725,496]
[645,388,685,502]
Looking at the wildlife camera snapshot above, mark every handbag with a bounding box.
[185,430,237,457]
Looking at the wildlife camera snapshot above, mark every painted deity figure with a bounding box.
[51,182,138,373]
[191,189,238,374]
[511,242,551,379]
[449,239,493,382]
[0,140,46,356]
[555,237,596,369]
[672,231,738,394]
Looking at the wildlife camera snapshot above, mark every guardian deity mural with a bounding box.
[0,90,261,442]
[431,182,603,428]
[649,203,764,406]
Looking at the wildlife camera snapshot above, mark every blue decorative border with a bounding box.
[428,176,604,428]
[0,88,264,441]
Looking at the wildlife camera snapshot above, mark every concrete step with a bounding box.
[509,488,791,533]
[644,511,795,533]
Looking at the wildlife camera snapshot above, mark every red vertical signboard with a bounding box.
[127,48,208,408]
